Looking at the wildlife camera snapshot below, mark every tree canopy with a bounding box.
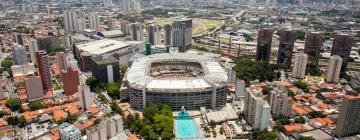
[107,83,120,99]
[233,59,275,86]
[6,98,22,111]
[86,76,98,92]
[1,60,13,69]
[28,101,47,111]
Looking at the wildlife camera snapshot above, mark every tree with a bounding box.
[295,116,306,124]
[107,83,120,99]
[6,98,22,111]
[18,115,26,128]
[110,102,123,116]
[233,59,275,86]
[1,60,13,69]
[252,131,278,140]
[306,66,322,76]
[7,116,20,126]
[220,127,225,135]
[66,115,78,124]
[294,81,308,90]
[262,87,272,95]
[28,101,47,111]
[86,76,98,92]
[0,111,7,118]
[295,30,305,40]
[308,111,326,118]
[120,64,128,79]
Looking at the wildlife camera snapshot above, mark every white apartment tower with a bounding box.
[12,44,28,65]
[172,18,192,52]
[29,39,38,64]
[89,12,100,30]
[244,87,270,131]
[326,55,343,83]
[78,85,92,110]
[146,24,162,45]
[269,88,292,117]
[292,53,308,79]
[59,123,81,140]
[130,22,144,41]
[77,18,86,32]
[64,9,78,32]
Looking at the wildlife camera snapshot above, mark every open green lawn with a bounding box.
[154,17,175,26]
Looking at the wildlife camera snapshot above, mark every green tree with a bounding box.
[0,111,7,118]
[262,87,272,95]
[140,125,157,140]
[7,116,20,126]
[295,116,306,124]
[295,30,305,40]
[107,83,120,99]
[66,115,78,124]
[294,81,308,90]
[308,111,326,118]
[110,102,123,116]
[28,101,47,111]
[6,98,22,111]
[1,60,13,69]
[233,59,275,86]
[86,76,98,92]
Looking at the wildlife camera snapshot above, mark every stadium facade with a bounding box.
[124,53,228,111]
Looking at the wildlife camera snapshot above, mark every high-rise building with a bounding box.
[90,56,120,84]
[120,0,131,12]
[163,24,172,46]
[350,73,360,89]
[61,68,80,96]
[277,30,296,67]
[304,32,323,66]
[292,53,308,79]
[146,24,162,45]
[256,29,273,62]
[326,55,343,83]
[172,18,192,52]
[25,75,44,101]
[107,17,116,30]
[13,33,24,46]
[335,95,360,137]
[36,36,61,53]
[86,115,124,140]
[244,87,270,131]
[57,52,68,72]
[11,44,28,65]
[64,9,78,32]
[89,12,100,30]
[59,123,81,140]
[130,22,144,41]
[104,0,112,7]
[78,84,92,110]
[77,18,86,32]
[269,88,292,117]
[235,79,246,97]
[35,50,52,90]
[29,39,38,64]
[331,35,353,72]
[120,21,130,35]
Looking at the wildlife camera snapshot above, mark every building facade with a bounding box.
[12,44,28,65]
[331,35,353,72]
[172,18,192,52]
[89,12,100,30]
[292,53,308,79]
[78,85,92,110]
[29,39,38,64]
[57,52,68,72]
[61,68,80,96]
[269,88,292,116]
[326,55,343,83]
[256,29,273,62]
[335,95,360,137]
[35,50,52,90]
[146,24,162,45]
[64,9,78,32]
[59,123,81,140]
[304,32,323,66]
[244,87,270,131]
[130,22,144,41]
[277,30,296,67]
[25,76,44,101]
[163,24,172,46]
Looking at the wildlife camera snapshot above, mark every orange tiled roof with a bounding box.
[24,111,39,121]
[128,134,139,140]
[284,124,306,133]
[2,108,11,114]
[22,104,29,111]
[53,110,66,122]
[88,106,100,114]
[13,75,27,82]
[310,117,335,127]
[274,81,292,87]
[292,103,313,115]
[289,87,301,93]
[77,120,94,130]
[67,107,80,115]
[50,128,59,140]
[0,119,8,127]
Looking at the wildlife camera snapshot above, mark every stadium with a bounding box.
[125,53,229,111]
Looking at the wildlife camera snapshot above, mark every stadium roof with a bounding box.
[126,53,228,90]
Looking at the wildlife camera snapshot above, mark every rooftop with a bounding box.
[76,39,131,55]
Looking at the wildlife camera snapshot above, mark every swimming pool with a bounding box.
[175,112,198,139]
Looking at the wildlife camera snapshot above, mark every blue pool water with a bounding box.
[175,112,198,139]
